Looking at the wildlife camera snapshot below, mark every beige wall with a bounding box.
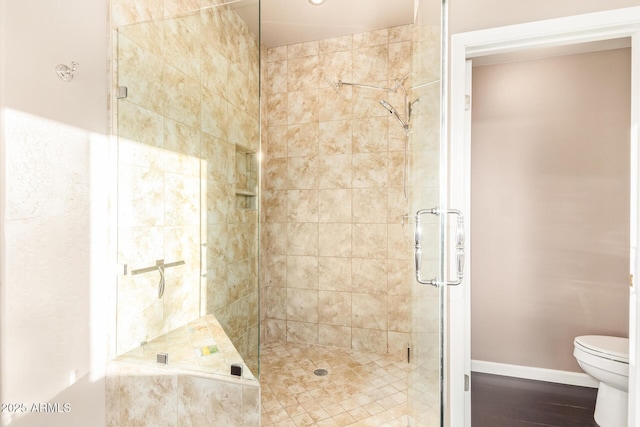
[450,0,640,34]
[470,48,631,372]
[261,26,415,356]
[2,0,108,424]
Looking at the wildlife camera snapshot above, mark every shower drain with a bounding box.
[313,368,328,376]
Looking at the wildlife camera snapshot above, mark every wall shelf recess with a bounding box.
[235,145,257,210]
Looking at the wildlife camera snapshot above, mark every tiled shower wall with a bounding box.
[261,25,416,356]
[113,1,260,373]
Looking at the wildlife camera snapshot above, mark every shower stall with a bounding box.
[109,0,448,425]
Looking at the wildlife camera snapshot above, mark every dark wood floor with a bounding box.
[471,373,599,427]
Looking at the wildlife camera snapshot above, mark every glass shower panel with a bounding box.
[115,0,261,378]
[116,14,203,356]
[408,0,445,425]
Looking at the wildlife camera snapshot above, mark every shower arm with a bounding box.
[336,81,397,92]
[335,74,409,94]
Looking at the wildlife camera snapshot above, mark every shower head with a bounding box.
[380,100,409,131]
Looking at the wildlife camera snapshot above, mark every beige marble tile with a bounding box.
[265,254,287,287]
[352,187,388,224]
[388,331,410,357]
[387,187,409,224]
[177,375,244,426]
[352,293,387,330]
[266,125,288,157]
[165,173,200,226]
[228,106,259,150]
[268,46,288,62]
[242,384,261,426]
[262,222,288,255]
[163,14,201,80]
[352,223,387,259]
[353,117,388,153]
[117,225,164,267]
[267,60,287,94]
[319,120,352,155]
[163,0,200,19]
[113,0,163,27]
[286,321,318,344]
[389,24,413,43]
[353,28,389,48]
[286,288,318,323]
[353,45,389,84]
[287,155,318,190]
[118,164,164,227]
[319,34,353,54]
[161,64,201,128]
[352,258,387,294]
[387,259,412,296]
[288,55,320,91]
[118,369,178,426]
[318,223,352,257]
[388,295,410,333]
[287,90,319,124]
[117,35,165,114]
[117,101,164,154]
[389,40,413,81]
[201,87,229,140]
[319,50,352,86]
[352,328,387,353]
[266,286,287,320]
[318,291,351,326]
[266,92,288,126]
[263,189,287,222]
[388,223,412,260]
[318,189,351,223]
[164,117,200,156]
[265,319,287,342]
[352,153,388,188]
[352,84,389,119]
[318,154,352,189]
[318,86,353,122]
[286,256,319,290]
[287,123,319,157]
[287,223,318,256]
[264,157,288,190]
[288,41,319,59]
[206,180,233,224]
[318,257,351,292]
[317,324,352,348]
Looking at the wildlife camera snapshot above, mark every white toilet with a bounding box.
[573,335,629,427]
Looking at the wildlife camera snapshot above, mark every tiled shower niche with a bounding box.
[235,145,258,210]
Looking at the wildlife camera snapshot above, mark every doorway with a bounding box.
[448,7,640,427]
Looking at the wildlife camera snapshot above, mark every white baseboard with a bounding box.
[471,360,599,388]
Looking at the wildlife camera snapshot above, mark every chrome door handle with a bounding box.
[447,209,465,286]
[414,208,465,286]
[415,208,438,286]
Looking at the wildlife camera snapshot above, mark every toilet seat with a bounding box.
[574,335,629,364]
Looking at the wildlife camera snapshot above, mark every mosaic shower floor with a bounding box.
[260,341,409,427]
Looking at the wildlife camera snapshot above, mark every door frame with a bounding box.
[448,6,640,427]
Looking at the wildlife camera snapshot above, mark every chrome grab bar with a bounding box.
[131,259,185,275]
[414,208,465,286]
[130,259,185,299]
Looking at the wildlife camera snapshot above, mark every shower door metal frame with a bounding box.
[449,7,640,427]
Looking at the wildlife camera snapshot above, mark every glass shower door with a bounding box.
[114,1,261,377]
[408,0,447,425]
[115,15,204,356]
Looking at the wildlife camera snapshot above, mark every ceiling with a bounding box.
[258,0,415,48]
